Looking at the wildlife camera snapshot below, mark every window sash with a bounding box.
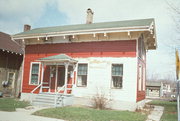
[77,64,88,86]
[112,64,123,88]
[30,63,40,85]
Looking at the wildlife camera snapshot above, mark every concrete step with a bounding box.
[32,93,64,107]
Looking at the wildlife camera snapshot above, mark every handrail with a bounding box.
[31,83,42,94]
[57,85,65,94]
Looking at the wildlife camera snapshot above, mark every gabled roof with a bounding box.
[37,54,77,63]
[13,18,154,37]
[146,81,161,87]
[0,32,23,54]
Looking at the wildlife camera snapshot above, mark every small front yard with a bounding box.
[149,100,177,121]
[33,106,147,121]
[0,98,30,111]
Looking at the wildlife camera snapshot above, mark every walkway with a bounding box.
[0,106,64,121]
[146,105,164,121]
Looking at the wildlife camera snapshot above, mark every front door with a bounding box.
[57,66,65,87]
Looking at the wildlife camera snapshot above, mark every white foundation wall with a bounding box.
[72,57,138,110]
[20,93,32,101]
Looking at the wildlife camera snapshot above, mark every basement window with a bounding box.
[111,64,123,88]
[29,62,40,85]
[77,64,88,87]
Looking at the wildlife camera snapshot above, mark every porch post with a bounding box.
[40,63,44,93]
[55,65,58,93]
[64,63,69,94]
[49,66,52,93]
[72,64,76,85]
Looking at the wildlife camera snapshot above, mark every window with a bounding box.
[111,64,123,88]
[29,62,40,85]
[77,64,88,87]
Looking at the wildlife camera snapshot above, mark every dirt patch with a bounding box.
[136,104,154,115]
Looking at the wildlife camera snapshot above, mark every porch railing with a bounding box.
[30,83,42,103]
[55,84,73,107]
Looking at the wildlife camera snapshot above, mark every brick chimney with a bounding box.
[24,24,31,32]
[86,8,94,24]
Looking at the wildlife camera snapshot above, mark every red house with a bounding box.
[12,9,157,111]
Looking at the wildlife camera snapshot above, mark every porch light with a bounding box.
[72,35,75,38]
[22,39,24,42]
[45,36,48,40]
[150,29,153,34]
[128,31,131,38]
[93,33,96,37]
[37,37,40,41]
[104,33,107,37]
[63,36,66,39]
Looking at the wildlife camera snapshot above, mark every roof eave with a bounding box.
[11,26,150,40]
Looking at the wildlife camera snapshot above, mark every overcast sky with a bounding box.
[0,0,179,80]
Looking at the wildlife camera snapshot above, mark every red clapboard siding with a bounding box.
[137,91,146,102]
[26,40,136,54]
[22,40,137,93]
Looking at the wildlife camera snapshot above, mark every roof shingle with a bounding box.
[0,32,23,54]
[14,18,154,36]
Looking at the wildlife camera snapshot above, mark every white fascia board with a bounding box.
[37,59,78,63]
[12,26,150,40]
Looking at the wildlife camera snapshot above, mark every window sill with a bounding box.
[111,87,123,90]
[29,84,39,86]
[76,86,87,88]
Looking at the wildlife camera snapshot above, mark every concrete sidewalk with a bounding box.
[0,106,64,121]
[146,105,164,121]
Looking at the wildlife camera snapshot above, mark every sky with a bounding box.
[0,0,180,80]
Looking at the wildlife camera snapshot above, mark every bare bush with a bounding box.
[91,92,110,110]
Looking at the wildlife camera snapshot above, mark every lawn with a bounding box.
[33,106,147,121]
[0,98,30,111]
[149,100,177,121]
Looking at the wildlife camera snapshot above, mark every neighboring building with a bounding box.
[0,32,23,97]
[146,81,163,98]
[12,9,157,111]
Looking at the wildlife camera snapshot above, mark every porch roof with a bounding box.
[37,54,77,63]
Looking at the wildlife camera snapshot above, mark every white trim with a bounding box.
[110,63,124,89]
[21,54,25,92]
[12,26,151,40]
[138,64,142,91]
[76,63,89,87]
[142,67,146,91]
[29,62,41,85]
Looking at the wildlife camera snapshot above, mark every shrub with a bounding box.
[92,92,110,110]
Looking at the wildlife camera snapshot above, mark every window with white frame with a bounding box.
[29,62,40,85]
[111,64,123,88]
[77,64,88,87]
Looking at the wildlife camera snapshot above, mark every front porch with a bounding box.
[31,54,77,107]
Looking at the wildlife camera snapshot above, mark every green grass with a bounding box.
[33,106,147,121]
[149,100,177,121]
[0,98,30,111]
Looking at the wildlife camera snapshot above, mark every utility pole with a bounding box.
[177,81,180,121]
[176,50,180,121]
